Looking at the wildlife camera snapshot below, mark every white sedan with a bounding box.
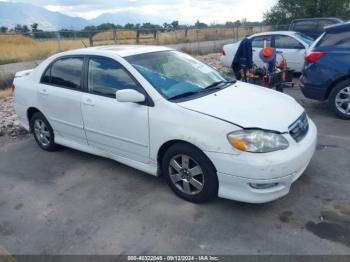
[220,31,314,73]
[14,45,317,203]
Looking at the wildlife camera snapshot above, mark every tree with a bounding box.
[0,26,8,33]
[171,21,179,30]
[163,22,171,31]
[124,23,135,30]
[31,23,39,32]
[14,24,30,34]
[195,20,208,29]
[264,0,350,25]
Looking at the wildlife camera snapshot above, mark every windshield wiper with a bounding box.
[168,91,199,101]
[204,80,236,90]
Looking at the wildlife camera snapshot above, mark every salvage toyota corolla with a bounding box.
[13,45,317,203]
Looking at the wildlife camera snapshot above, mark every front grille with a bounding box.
[289,112,309,142]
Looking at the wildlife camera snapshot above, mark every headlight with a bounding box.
[227,129,289,153]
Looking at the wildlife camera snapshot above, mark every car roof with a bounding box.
[248,31,297,38]
[325,21,350,33]
[291,17,344,23]
[58,45,173,58]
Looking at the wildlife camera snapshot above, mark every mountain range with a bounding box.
[0,2,172,30]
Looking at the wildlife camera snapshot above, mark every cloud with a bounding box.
[4,0,277,22]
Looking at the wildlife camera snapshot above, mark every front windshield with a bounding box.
[294,33,314,46]
[125,51,229,100]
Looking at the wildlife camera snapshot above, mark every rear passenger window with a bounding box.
[51,58,83,89]
[42,57,84,89]
[318,32,350,48]
[252,36,272,48]
[88,57,140,98]
[41,67,51,84]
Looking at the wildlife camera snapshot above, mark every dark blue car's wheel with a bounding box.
[329,80,350,119]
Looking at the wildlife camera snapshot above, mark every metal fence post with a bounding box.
[113,30,117,44]
[89,32,93,47]
[235,25,239,42]
[136,30,140,45]
[153,30,157,44]
[56,31,61,51]
[196,30,200,54]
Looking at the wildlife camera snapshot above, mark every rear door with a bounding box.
[315,29,350,75]
[251,35,273,68]
[273,34,306,72]
[81,56,150,163]
[39,56,87,145]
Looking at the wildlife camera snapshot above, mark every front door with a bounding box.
[81,56,150,163]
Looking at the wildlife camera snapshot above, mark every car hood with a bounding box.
[178,82,304,133]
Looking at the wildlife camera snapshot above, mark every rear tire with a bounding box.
[30,112,59,151]
[329,79,350,119]
[161,143,218,203]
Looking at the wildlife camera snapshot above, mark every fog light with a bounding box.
[249,183,279,189]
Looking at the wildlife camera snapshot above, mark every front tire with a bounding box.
[329,80,350,119]
[30,112,59,151]
[161,143,218,203]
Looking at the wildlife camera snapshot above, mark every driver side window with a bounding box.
[88,57,140,98]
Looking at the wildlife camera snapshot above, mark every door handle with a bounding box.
[39,89,48,96]
[83,98,95,107]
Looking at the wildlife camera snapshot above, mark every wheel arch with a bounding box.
[157,139,217,175]
[27,107,42,131]
[326,75,350,99]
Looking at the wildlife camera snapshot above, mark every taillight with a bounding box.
[221,50,226,56]
[305,51,325,63]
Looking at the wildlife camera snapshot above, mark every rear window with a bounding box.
[318,20,338,30]
[293,21,318,31]
[317,31,350,48]
[294,33,314,45]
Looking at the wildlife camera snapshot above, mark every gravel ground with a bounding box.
[0,96,28,138]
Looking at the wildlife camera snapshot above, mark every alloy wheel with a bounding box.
[168,154,204,195]
[33,119,51,147]
[335,86,350,116]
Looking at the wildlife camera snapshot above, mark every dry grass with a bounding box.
[0,26,272,64]
[93,26,272,45]
[0,88,12,98]
[0,35,87,64]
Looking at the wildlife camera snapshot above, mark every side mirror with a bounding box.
[115,89,145,103]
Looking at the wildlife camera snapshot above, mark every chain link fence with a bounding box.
[0,24,290,66]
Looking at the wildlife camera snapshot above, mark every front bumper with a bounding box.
[206,120,317,203]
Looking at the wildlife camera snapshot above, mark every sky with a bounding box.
[1,0,278,23]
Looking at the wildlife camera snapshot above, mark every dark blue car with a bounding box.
[289,18,343,39]
[300,21,350,119]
